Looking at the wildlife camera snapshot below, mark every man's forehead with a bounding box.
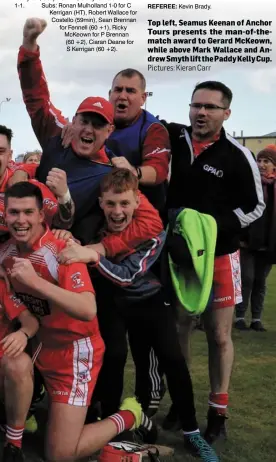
[112,74,143,90]
[102,189,136,200]
[7,197,37,208]
[192,89,223,103]
[0,134,10,149]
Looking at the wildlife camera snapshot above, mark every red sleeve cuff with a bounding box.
[19,45,40,60]
[88,252,101,267]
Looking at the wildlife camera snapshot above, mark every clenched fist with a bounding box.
[23,18,47,51]
[46,168,68,200]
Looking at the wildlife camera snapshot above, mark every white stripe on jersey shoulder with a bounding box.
[36,244,59,282]
[48,103,66,129]
[226,133,265,228]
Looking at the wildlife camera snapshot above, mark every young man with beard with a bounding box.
[18,17,169,416]
[162,81,265,443]
[0,181,149,462]
[58,168,219,462]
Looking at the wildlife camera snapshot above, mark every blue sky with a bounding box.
[0,0,275,156]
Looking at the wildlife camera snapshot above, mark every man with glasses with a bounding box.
[163,81,265,443]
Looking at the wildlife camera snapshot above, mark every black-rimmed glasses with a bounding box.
[189,103,227,112]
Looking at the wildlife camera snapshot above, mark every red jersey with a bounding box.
[0,161,36,194]
[101,191,164,258]
[0,229,99,348]
[0,280,27,359]
[192,134,220,157]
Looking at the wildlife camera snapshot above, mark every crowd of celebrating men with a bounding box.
[0,16,268,462]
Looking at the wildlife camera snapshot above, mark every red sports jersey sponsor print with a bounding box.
[0,229,98,347]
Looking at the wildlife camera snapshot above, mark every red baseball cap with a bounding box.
[76,96,114,124]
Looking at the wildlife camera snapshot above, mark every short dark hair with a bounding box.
[192,81,233,107]
[0,125,13,145]
[112,69,146,91]
[5,182,43,210]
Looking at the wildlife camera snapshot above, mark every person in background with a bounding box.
[235,145,276,332]
[23,151,41,164]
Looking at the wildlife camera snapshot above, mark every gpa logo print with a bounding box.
[203,164,224,178]
[71,272,84,289]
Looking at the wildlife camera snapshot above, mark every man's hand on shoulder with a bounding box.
[23,18,47,51]
[111,157,137,176]
[58,241,99,265]
[61,122,74,148]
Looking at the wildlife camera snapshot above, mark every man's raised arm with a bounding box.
[18,18,68,147]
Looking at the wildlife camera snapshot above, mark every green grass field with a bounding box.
[1,269,275,461]
[124,268,276,461]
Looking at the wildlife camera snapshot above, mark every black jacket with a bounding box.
[241,179,276,263]
[164,123,265,256]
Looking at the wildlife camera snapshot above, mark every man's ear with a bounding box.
[99,196,103,209]
[141,92,147,107]
[39,209,45,223]
[108,89,111,99]
[134,192,140,209]
[224,108,231,121]
[108,124,115,136]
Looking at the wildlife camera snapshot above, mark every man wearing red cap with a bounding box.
[17,18,163,252]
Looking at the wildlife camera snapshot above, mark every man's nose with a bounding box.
[119,90,128,99]
[197,105,207,115]
[114,204,122,214]
[17,213,26,222]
